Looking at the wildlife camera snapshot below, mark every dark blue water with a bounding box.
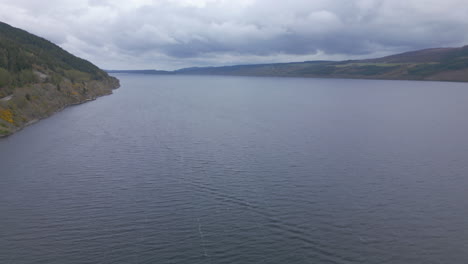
[1,74,468,264]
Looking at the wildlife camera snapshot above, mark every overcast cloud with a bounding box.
[1,0,467,70]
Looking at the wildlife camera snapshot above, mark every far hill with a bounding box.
[0,21,119,137]
[174,46,468,82]
[114,45,468,82]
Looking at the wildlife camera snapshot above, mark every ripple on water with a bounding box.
[1,75,468,263]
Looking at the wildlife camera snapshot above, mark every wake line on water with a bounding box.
[197,217,210,259]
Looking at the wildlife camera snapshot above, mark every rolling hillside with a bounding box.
[173,46,468,82]
[113,45,468,82]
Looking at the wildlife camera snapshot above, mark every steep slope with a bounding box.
[0,22,119,137]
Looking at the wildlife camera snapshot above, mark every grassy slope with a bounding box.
[0,22,119,136]
[172,46,468,82]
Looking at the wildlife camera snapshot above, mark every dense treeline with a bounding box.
[0,21,110,93]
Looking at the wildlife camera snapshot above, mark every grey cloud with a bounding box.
[0,0,467,70]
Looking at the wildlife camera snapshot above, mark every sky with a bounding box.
[0,0,467,70]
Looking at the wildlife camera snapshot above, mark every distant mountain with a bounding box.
[0,21,119,137]
[114,46,468,82]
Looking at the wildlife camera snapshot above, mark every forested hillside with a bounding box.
[0,21,119,136]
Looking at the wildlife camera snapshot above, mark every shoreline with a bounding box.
[0,79,119,138]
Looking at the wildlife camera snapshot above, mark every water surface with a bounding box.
[1,75,468,263]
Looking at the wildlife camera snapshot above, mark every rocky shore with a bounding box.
[0,76,120,137]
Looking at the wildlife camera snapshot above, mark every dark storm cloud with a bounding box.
[0,0,467,70]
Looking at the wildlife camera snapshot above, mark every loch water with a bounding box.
[1,74,468,263]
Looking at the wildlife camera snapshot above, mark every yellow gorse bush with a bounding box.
[0,108,13,123]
